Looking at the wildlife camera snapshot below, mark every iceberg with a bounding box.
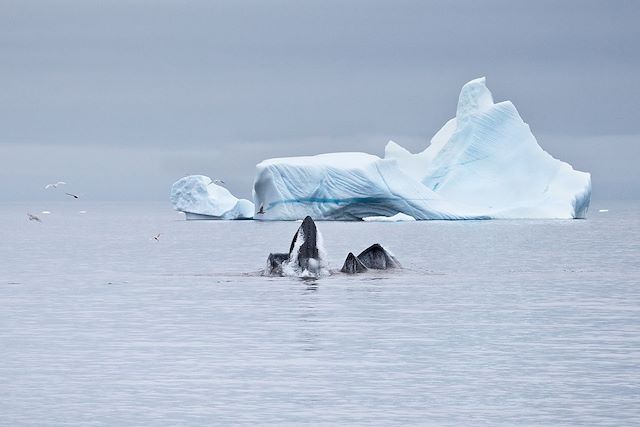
[253,77,591,220]
[171,175,254,220]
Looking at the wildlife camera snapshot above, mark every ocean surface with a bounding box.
[1,201,639,426]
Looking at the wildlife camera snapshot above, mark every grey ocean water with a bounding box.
[1,201,639,426]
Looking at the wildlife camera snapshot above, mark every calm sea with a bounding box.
[1,201,639,426]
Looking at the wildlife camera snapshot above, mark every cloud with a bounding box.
[0,0,638,200]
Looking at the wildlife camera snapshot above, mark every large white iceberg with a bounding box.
[253,77,591,220]
[171,175,254,220]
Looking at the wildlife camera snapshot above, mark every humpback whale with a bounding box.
[265,217,401,277]
[356,244,401,270]
[266,216,324,275]
[340,243,401,274]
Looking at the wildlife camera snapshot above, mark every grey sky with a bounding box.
[1,0,638,201]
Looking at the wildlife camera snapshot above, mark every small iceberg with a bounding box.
[171,175,254,220]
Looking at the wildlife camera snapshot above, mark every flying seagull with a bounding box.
[65,192,79,199]
[153,233,161,242]
[45,181,66,189]
[208,179,225,186]
[27,213,42,222]
[257,205,265,215]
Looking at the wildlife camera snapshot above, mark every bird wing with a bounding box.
[45,184,53,189]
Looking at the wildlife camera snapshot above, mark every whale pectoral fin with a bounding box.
[341,252,368,274]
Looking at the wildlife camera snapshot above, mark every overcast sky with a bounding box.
[1,0,638,202]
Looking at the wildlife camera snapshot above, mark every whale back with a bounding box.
[357,243,401,269]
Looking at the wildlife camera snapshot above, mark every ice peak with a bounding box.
[384,140,411,158]
[456,77,494,124]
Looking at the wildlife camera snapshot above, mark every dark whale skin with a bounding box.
[355,243,401,270]
[267,253,289,275]
[340,252,368,274]
[288,216,319,271]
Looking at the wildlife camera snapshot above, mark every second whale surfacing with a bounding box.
[340,244,401,274]
[356,244,401,270]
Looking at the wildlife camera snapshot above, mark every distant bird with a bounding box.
[45,181,66,189]
[65,192,79,199]
[27,213,42,222]
[599,209,609,213]
[78,210,87,214]
[209,179,225,186]
[41,211,51,214]
[257,205,265,215]
[153,233,161,242]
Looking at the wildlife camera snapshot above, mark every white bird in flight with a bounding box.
[27,213,42,222]
[45,181,66,189]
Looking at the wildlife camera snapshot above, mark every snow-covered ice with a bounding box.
[363,213,417,222]
[171,175,254,220]
[253,77,591,220]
